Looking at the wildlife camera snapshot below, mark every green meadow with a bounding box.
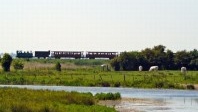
[0,59,197,89]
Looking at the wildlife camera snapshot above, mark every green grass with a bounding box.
[0,59,198,89]
[95,92,121,100]
[0,69,198,89]
[0,88,116,112]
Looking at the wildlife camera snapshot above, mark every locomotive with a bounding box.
[16,50,118,59]
[16,51,33,58]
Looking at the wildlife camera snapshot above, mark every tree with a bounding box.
[174,50,191,68]
[13,60,24,70]
[1,53,13,72]
[141,48,154,66]
[55,62,61,71]
[189,49,198,70]
[119,52,139,71]
[152,45,167,69]
[189,59,198,70]
[165,49,175,70]
[136,52,149,70]
[110,57,121,71]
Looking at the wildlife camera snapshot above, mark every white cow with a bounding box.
[139,66,143,71]
[149,66,158,71]
[101,64,109,71]
[181,67,187,74]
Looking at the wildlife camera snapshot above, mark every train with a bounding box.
[16,50,118,59]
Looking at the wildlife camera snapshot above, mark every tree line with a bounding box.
[110,45,198,71]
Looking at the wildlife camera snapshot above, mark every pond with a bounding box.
[0,85,198,112]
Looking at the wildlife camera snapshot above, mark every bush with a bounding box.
[55,62,61,71]
[155,81,164,88]
[13,60,24,70]
[114,82,121,87]
[95,92,121,100]
[1,53,13,72]
[186,84,195,90]
[110,58,120,71]
[100,82,110,87]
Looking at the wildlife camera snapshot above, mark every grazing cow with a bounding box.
[181,67,187,74]
[149,66,158,71]
[101,64,109,71]
[139,66,143,71]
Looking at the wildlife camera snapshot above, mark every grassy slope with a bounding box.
[0,88,116,112]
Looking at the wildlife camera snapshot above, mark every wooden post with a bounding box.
[124,74,126,82]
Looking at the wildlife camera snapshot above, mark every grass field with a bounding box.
[0,87,116,112]
[0,59,198,89]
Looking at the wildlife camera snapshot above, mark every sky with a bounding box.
[0,0,198,53]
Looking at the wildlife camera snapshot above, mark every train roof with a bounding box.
[51,51,83,52]
[86,51,118,53]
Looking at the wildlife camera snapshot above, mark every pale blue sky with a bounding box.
[0,0,197,53]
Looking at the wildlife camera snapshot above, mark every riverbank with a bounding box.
[1,85,198,112]
[0,87,116,112]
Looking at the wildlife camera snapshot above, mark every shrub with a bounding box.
[110,58,120,71]
[55,62,61,71]
[13,60,24,70]
[95,92,121,100]
[155,81,164,88]
[1,53,13,72]
[100,82,110,87]
[114,82,121,87]
[186,84,195,90]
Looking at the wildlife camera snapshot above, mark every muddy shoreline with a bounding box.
[98,98,167,112]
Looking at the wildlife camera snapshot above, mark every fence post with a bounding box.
[124,74,126,82]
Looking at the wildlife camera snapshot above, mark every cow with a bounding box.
[139,66,143,71]
[181,67,187,74]
[149,66,158,71]
[101,64,109,71]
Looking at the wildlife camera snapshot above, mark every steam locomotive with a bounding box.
[16,50,118,59]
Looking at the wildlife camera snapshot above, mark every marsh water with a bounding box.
[0,85,198,112]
